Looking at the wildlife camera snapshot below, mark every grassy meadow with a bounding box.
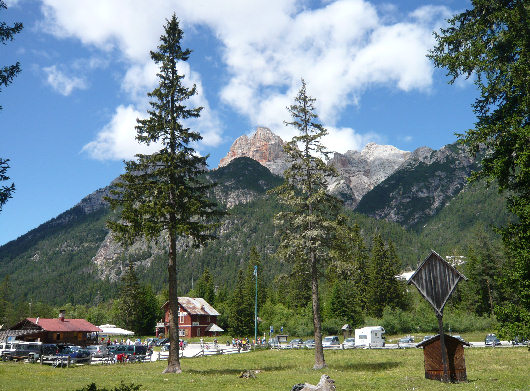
[0,347,528,391]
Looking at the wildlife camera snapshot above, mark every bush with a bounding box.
[75,382,141,391]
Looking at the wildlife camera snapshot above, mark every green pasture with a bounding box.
[0,347,527,391]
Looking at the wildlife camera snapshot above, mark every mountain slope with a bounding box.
[355,143,478,229]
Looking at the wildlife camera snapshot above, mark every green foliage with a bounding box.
[193,268,215,304]
[0,158,14,212]
[106,15,222,372]
[0,0,23,111]
[112,263,159,335]
[430,0,530,339]
[228,269,253,336]
[271,79,342,368]
[75,382,141,391]
[366,235,408,318]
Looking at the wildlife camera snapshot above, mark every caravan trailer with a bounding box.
[355,326,385,348]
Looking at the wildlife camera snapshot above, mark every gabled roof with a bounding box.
[416,334,470,348]
[162,297,220,316]
[10,318,101,333]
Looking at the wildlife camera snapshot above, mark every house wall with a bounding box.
[160,305,219,338]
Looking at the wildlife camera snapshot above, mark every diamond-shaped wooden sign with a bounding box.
[407,250,467,316]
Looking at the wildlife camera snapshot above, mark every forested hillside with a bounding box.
[0,155,511,310]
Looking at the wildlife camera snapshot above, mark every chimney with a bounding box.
[59,310,65,322]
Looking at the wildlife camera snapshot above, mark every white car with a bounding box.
[343,338,355,349]
[322,336,340,347]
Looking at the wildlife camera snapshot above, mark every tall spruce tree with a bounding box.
[195,268,215,304]
[107,15,221,374]
[229,269,253,336]
[0,0,22,211]
[271,79,342,370]
[114,263,159,335]
[366,235,405,318]
[429,0,529,339]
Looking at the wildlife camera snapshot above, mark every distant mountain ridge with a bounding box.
[218,127,411,208]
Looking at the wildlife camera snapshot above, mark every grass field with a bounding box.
[0,347,527,391]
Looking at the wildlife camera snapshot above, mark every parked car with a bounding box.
[86,344,109,358]
[289,339,304,349]
[304,339,315,349]
[57,346,91,362]
[485,334,501,346]
[108,344,148,356]
[322,336,340,347]
[422,335,435,342]
[399,336,414,343]
[156,338,169,346]
[511,336,527,346]
[268,337,280,348]
[453,335,466,343]
[343,338,355,349]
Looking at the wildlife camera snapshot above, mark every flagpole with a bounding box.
[254,265,258,350]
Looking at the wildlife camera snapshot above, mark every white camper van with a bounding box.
[355,326,385,348]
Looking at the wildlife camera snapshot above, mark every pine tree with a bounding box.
[229,269,253,336]
[366,235,405,318]
[106,15,221,373]
[195,268,215,304]
[0,1,22,211]
[114,263,159,336]
[271,79,342,369]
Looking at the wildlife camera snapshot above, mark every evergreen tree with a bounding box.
[113,263,158,336]
[429,0,529,339]
[106,15,221,373]
[0,1,22,211]
[195,268,215,304]
[460,228,505,316]
[366,235,405,318]
[229,269,253,336]
[271,79,342,369]
[0,275,13,326]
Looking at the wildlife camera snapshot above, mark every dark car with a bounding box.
[485,334,501,346]
[156,338,169,346]
[109,344,148,356]
[57,346,91,362]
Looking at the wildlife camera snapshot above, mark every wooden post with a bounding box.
[437,314,449,382]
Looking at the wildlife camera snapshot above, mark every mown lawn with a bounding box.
[0,347,527,391]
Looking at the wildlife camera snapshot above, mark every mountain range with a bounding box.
[0,127,511,305]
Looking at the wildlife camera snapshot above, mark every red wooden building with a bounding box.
[4,311,101,346]
[157,297,223,338]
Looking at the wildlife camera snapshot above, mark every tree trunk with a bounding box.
[163,231,181,374]
[311,250,326,370]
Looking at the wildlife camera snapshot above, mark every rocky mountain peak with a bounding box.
[218,127,289,175]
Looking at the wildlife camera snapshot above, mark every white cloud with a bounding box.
[40,0,451,158]
[82,105,160,160]
[42,65,87,96]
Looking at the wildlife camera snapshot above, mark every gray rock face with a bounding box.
[327,143,410,207]
[218,127,289,175]
[355,143,477,228]
[218,129,410,208]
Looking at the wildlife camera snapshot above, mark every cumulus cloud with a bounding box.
[40,0,450,159]
[42,65,87,96]
[81,105,160,160]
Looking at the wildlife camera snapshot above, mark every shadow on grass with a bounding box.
[332,361,401,372]
[185,364,298,376]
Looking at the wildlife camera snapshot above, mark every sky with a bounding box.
[0,0,478,246]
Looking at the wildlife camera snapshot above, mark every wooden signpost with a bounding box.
[408,250,467,382]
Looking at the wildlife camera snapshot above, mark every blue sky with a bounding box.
[0,0,477,246]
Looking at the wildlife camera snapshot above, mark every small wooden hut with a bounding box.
[416,334,470,382]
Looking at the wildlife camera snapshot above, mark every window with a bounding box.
[55,333,61,341]
[359,335,367,339]
[179,329,186,337]
[78,332,83,341]
[192,321,199,326]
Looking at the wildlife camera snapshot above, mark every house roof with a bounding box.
[163,297,220,316]
[416,334,470,348]
[10,318,101,333]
